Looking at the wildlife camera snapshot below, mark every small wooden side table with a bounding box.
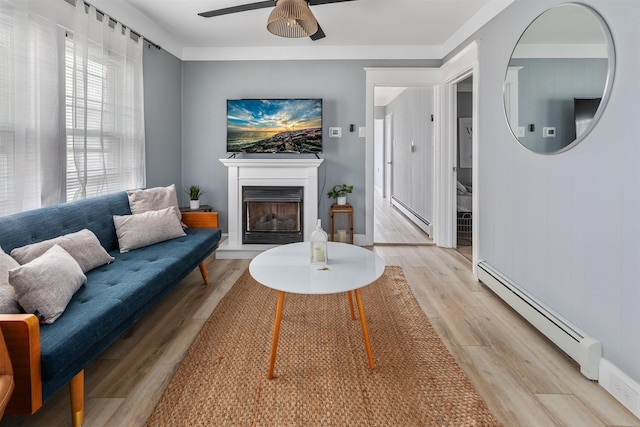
[180,211,219,285]
[179,204,212,213]
[181,211,218,229]
[329,203,354,244]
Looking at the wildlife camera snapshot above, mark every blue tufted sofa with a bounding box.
[0,191,222,426]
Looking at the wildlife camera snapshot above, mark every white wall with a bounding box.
[385,88,435,224]
[456,0,640,384]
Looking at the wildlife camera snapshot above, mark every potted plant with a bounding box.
[186,185,205,209]
[327,184,353,206]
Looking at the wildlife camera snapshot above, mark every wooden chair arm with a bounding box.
[181,211,219,229]
[0,314,42,414]
[0,328,15,416]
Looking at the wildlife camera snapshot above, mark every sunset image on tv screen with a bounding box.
[227,99,322,153]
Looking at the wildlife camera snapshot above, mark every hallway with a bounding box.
[373,191,433,245]
[374,191,472,262]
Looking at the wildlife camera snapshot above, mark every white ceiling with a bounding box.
[89,0,515,61]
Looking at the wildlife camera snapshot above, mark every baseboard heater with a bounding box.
[391,196,432,236]
[477,262,601,380]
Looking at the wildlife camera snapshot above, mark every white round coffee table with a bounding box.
[250,241,385,379]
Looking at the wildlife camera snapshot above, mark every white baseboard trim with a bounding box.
[390,197,432,237]
[599,359,640,418]
[353,234,367,246]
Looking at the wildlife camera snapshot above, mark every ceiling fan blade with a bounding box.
[308,0,355,40]
[198,1,275,18]
[310,23,325,41]
[308,0,357,5]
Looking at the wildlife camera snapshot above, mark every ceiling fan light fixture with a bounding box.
[267,0,318,38]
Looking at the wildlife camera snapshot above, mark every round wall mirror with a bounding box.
[504,3,615,154]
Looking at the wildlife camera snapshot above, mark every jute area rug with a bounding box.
[146,266,500,426]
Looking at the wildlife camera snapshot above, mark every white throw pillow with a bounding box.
[9,245,87,324]
[0,246,21,314]
[113,206,186,253]
[126,184,182,224]
[10,229,114,273]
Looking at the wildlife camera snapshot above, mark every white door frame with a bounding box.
[383,112,393,200]
[364,67,441,246]
[364,41,479,271]
[435,41,480,274]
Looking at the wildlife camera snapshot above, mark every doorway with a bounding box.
[365,46,478,261]
[455,76,473,261]
[372,86,433,245]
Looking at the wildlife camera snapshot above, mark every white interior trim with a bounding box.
[364,41,479,269]
[182,45,444,62]
[364,67,442,246]
[437,41,480,275]
[219,158,323,256]
[599,359,640,418]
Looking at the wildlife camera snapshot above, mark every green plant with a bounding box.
[186,185,205,200]
[326,184,353,199]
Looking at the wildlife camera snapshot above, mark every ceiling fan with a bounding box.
[198,0,357,41]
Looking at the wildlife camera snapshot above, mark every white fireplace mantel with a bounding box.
[219,158,323,258]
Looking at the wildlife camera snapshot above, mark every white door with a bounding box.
[384,112,393,201]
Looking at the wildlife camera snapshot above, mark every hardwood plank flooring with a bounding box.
[374,190,433,245]
[2,247,639,426]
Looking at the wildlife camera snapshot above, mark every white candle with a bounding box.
[337,229,347,243]
[313,246,325,262]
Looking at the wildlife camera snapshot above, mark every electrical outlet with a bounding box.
[542,127,556,138]
[610,374,638,409]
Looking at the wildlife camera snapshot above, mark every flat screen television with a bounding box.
[226,98,322,153]
[574,97,601,139]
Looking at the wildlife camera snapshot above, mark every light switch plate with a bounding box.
[358,126,366,137]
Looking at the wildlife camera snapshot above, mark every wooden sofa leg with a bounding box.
[70,370,84,427]
[198,262,209,285]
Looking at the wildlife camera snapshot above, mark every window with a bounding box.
[64,17,145,202]
[0,2,144,216]
[0,9,16,214]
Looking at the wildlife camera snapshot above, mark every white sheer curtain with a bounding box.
[0,0,145,216]
[0,0,60,215]
[66,3,145,201]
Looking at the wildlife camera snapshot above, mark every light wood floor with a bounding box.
[2,255,639,425]
[374,190,433,245]
[374,189,473,262]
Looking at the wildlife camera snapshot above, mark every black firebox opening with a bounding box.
[242,186,303,245]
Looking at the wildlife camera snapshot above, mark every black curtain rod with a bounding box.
[66,0,161,50]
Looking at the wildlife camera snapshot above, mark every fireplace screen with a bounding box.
[243,186,303,244]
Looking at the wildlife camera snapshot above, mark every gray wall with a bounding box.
[143,46,183,194]
[511,58,608,152]
[386,88,435,224]
[180,59,435,233]
[141,0,640,387]
[451,0,640,383]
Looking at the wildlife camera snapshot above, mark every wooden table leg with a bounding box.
[354,288,374,369]
[347,291,356,320]
[268,291,286,379]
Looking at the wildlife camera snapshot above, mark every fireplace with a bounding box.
[243,186,303,244]
[219,158,323,258]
